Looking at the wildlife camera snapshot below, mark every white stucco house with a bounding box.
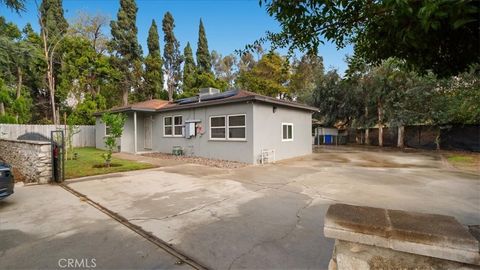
[94,88,317,164]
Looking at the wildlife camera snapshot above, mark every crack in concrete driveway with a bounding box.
[64,148,480,269]
[227,197,315,270]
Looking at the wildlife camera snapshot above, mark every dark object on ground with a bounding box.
[0,162,14,200]
[92,163,122,168]
[16,132,50,142]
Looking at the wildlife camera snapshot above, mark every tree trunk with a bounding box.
[122,88,129,106]
[435,130,441,150]
[15,66,23,123]
[50,80,57,124]
[397,125,405,148]
[0,102,4,116]
[41,31,58,124]
[167,84,174,102]
[365,128,370,145]
[95,85,100,97]
[39,15,63,125]
[16,66,22,99]
[377,101,383,147]
[364,105,369,145]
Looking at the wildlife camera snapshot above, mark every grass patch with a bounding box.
[447,155,474,163]
[446,153,479,173]
[65,147,154,179]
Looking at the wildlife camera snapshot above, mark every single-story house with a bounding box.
[94,88,317,164]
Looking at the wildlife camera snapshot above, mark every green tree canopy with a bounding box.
[261,0,479,76]
[40,0,68,40]
[1,0,26,13]
[196,19,211,73]
[144,19,164,100]
[182,42,196,94]
[101,112,126,166]
[162,12,183,101]
[289,54,324,103]
[236,52,290,98]
[110,0,143,105]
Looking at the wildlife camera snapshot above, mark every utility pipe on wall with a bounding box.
[134,111,137,154]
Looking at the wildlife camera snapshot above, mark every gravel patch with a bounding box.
[142,152,249,169]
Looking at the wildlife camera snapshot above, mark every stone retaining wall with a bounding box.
[324,204,480,270]
[0,139,51,184]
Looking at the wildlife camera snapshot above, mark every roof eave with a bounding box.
[156,96,256,112]
[252,96,318,112]
[93,107,156,116]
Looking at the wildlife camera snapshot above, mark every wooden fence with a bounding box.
[0,124,96,147]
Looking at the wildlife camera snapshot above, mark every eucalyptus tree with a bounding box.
[38,0,69,124]
[71,11,110,54]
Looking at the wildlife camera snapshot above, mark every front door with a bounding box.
[144,116,152,149]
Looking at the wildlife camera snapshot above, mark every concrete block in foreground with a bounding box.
[324,204,480,269]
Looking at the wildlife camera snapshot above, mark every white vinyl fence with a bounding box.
[0,124,96,147]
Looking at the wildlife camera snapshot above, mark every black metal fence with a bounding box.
[347,124,479,152]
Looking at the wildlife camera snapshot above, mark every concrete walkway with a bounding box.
[64,147,480,269]
[0,183,191,270]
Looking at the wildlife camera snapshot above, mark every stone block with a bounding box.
[0,139,53,184]
[388,209,479,251]
[324,204,480,266]
[325,204,389,237]
[333,240,476,270]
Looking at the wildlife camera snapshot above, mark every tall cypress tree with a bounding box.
[110,0,143,106]
[196,19,211,73]
[182,42,196,94]
[144,19,163,100]
[162,12,183,101]
[40,0,68,39]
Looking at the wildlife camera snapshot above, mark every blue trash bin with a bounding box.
[325,135,332,144]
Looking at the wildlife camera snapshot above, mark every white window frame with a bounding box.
[209,115,227,140]
[163,116,173,137]
[227,114,246,141]
[282,123,294,142]
[105,124,111,137]
[163,115,183,137]
[173,115,183,137]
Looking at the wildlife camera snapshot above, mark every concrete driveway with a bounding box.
[0,183,191,270]
[65,147,480,269]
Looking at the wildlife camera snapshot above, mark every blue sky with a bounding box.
[1,0,352,74]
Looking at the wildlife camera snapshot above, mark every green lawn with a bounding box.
[446,153,479,173]
[447,155,474,163]
[65,147,154,179]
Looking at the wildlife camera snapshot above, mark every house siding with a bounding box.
[95,117,107,150]
[252,102,312,163]
[95,100,312,164]
[151,102,255,163]
[96,112,136,152]
[120,113,135,153]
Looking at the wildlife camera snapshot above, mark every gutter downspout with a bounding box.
[134,111,137,154]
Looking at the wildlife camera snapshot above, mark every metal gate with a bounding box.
[51,130,65,182]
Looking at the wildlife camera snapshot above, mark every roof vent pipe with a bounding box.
[198,87,221,103]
